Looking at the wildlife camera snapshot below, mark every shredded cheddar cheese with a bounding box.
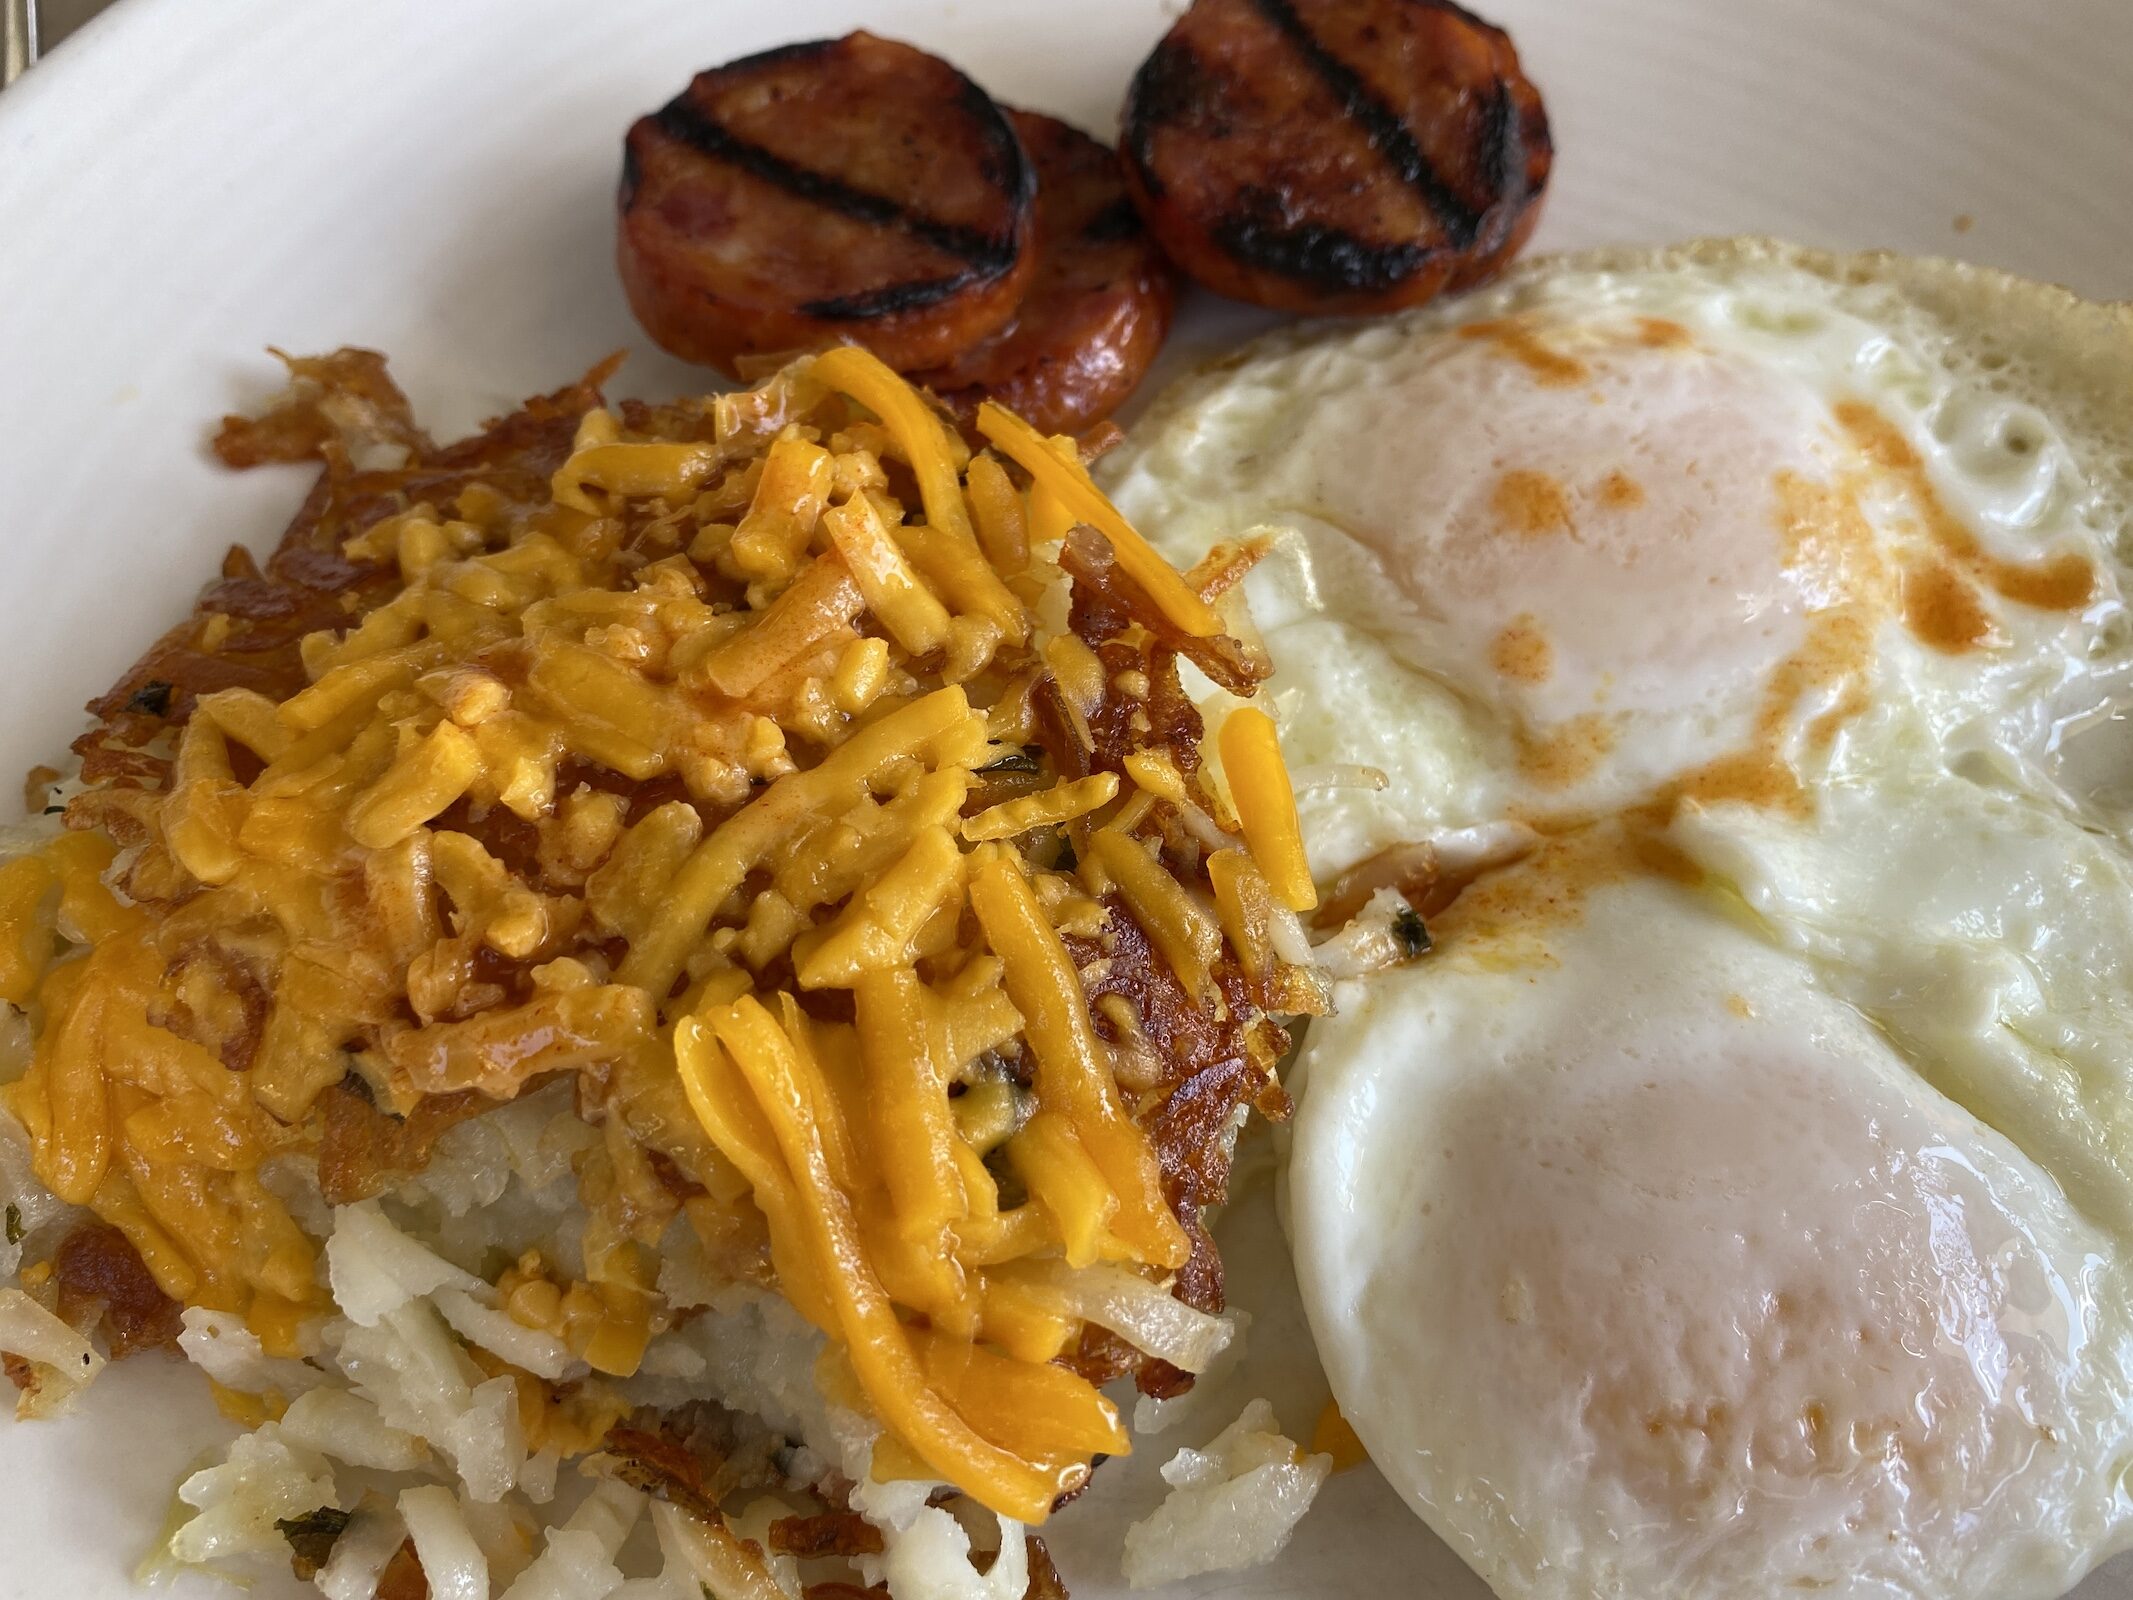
[1220,706,1318,913]
[962,773,1120,842]
[812,346,1024,640]
[975,401,1223,639]
[4,349,1330,1526]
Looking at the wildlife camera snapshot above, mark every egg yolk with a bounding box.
[1303,315,1891,814]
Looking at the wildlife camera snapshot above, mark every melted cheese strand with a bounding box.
[969,853,1187,1269]
[699,996,1066,1524]
[1220,706,1318,912]
[976,401,1221,638]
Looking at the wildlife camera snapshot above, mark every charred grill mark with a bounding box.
[960,75,1034,199]
[125,680,174,717]
[1212,191,1427,295]
[1469,81,1520,250]
[649,94,1022,275]
[800,275,995,319]
[1246,0,1485,248]
[1123,36,1208,198]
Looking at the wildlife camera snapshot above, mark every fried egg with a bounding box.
[1108,239,2133,873]
[1289,872,2133,1599]
[1102,241,2133,1598]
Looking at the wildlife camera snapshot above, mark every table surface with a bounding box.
[35,0,98,48]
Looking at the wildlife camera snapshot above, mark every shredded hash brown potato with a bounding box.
[0,344,1332,1596]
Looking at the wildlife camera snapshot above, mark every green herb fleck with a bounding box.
[276,1507,353,1574]
[124,680,174,718]
[4,1204,21,1245]
[1392,906,1432,958]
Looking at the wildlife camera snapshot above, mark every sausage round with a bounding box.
[618,32,1037,375]
[1120,0,1552,316]
[913,112,1179,437]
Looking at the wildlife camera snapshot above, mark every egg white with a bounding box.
[1103,240,2133,1598]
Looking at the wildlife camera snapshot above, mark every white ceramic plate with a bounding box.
[3,1,2132,1596]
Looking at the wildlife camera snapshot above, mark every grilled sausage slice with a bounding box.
[618,32,1037,375]
[913,112,1179,437]
[1121,0,1551,315]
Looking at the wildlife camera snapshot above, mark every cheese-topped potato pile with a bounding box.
[1105,240,2133,1599]
[0,343,1329,1595]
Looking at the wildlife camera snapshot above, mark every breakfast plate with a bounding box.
[2,2,2131,1598]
